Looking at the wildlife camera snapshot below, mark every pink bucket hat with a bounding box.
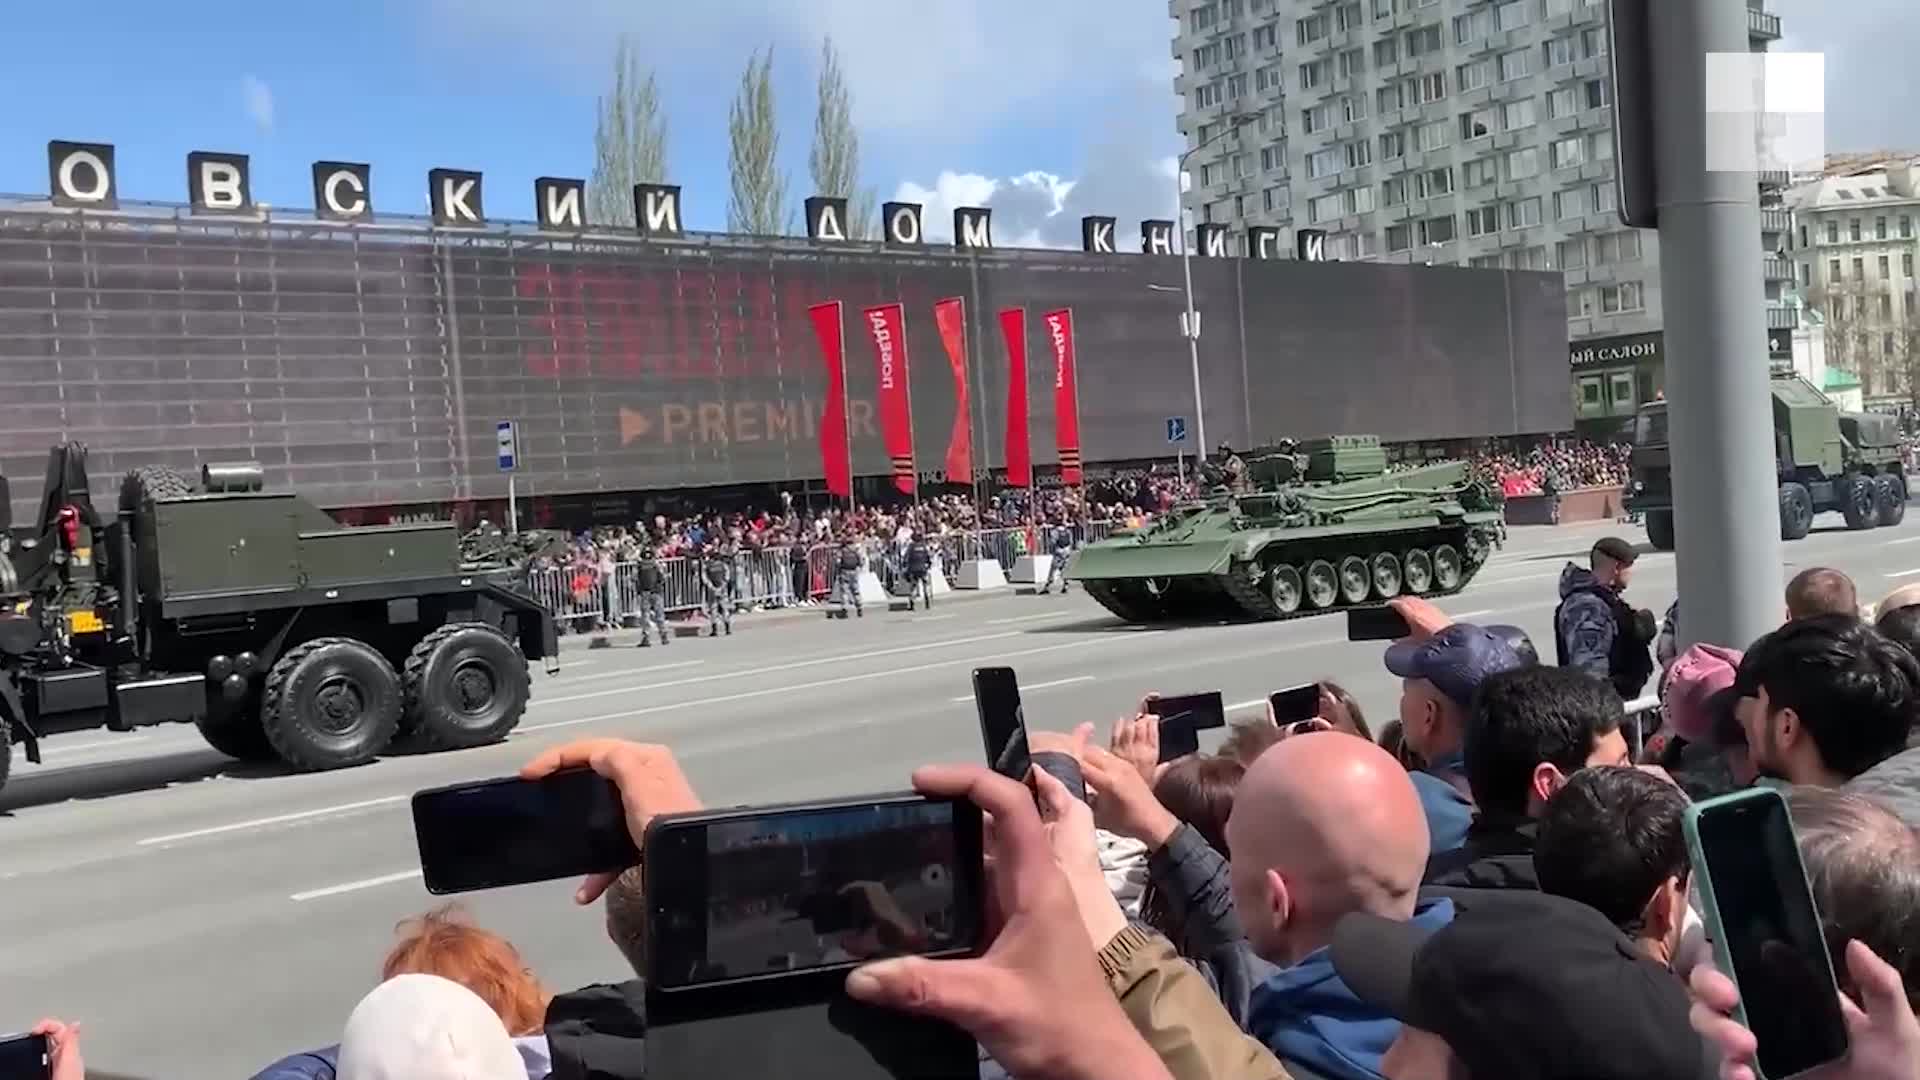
[1661,643,1744,745]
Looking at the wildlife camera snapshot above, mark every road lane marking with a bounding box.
[1890,568,1920,578]
[290,869,423,902]
[137,795,408,846]
[39,734,151,757]
[1890,536,1920,546]
[987,613,1076,625]
[1227,699,1267,714]
[948,675,1094,703]
[559,660,707,684]
[912,614,956,622]
[1445,609,1496,621]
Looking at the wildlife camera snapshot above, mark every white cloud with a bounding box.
[895,171,1074,247]
[242,75,274,134]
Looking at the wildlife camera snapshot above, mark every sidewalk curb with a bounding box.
[555,585,1052,651]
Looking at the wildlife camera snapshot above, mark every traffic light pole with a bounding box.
[1646,0,1783,650]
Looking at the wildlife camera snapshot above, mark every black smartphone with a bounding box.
[643,794,986,993]
[1685,788,1848,1080]
[1269,684,1321,726]
[1347,605,1413,642]
[1146,691,1226,731]
[0,1033,49,1080]
[972,666,1031,781]
[411,768,640,894]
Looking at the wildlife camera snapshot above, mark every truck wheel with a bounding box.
[402,623,529,750]
[1779,482,1815,541]
[261,638,402,772]
[1877,474,1908,527]
[0,716,11,795]
[195,706,277,763]
[117,464,194,511]
[1842,475,1879,531]
[1645,510,1676,552]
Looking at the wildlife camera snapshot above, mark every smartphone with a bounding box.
[1347,605,1412,642]
[0,1033,49,1080]
[643,794,986,993]
[411,768,640,894]
[1269,684,1321,726]
[1684,787,1848,1079]
[972,667,1031,781]
[1145,691,1226,731]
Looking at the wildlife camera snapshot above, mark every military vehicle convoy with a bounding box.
[0,444,558,795]
[1066,436,1506,623]
[1625,374,1907,550]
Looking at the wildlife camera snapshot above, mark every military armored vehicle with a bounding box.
[1066,436,1506,623]
[1625,373,1907,550]
[0,443,558,795]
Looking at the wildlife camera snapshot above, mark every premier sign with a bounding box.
[41,140,1334,263]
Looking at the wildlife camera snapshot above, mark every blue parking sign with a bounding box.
[496,420,518,471]
[1166,417,1188,444]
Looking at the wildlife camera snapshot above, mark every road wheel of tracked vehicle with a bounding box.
[1337,556,1371,605]
[1843,474,1879,531]
[1403,549,1434,595]
[1877,474,1908,527]
[402,622,530,750]
[117,464,194,511]
[1432,545,1464,592]
[261,638,402,772]
[195,704,277,763]
[1268,564,1304,615]
[1304,561,1339,610]
[1645,510,1676,552]
[1369,553,1403,599]
[0,715,11,796]
[1779,482,1815,541]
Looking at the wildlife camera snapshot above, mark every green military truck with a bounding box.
[0,443,558,794]
[1625,374,1907,550]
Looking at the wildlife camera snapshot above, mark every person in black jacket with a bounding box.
[902,532,934,610]
[1554,536,1657,702]
[632,549,669,648]
[545,867,648,1080]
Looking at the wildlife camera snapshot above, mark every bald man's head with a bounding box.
[1225,732,1431,967]
[1787,567,1859,621]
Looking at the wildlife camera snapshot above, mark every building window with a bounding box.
[1829,257,1843,281]
[1225,32,1247,61]
[1462,108,1497,140]
[1310,192,1344,224]
[1234,152,1255,178]
[1263,185,1290,211]
[1511,246,1548,271]
[1307,147,1343,179]
[1506,146,1542,180]
[1257,64,1286,92]
[1586,131,1614,162]
[1227,72,1249,98]
[1554,187,1586,221]
[1303,103,1332,133]
[1881,254,1893,279]
[1471,254,1504,269]
[1346,139,1374,169]
[1348,186,1377,215]
[1387,222,1413,251]
[1380,130,1407,159]
[1377,84,1404,114]
[1799,263,1809,287]
[1903,215,1914,239]
[1190,3,1219,32]
[1201,161,1225,187]
[1905,252,1915,278]
[1882,294,1894,319]
[1342,94,1369,122]
[1417,119,1451,151]
[1195,82,1223,110]
[1601,282,1645,313]
[1583,78,1611,109]
[1416,166,1454,199]
[1497,49,1531,81]
[1301,59,1330,90]
[1298,11,1331,44]
[1336,1,1365,31]
[1799,224,1809,248]
[1383,176,1409,206]
[1854,256,1866,279]
[1544,36,1576,68]
[1507,196,1543,230]
[1406,24,1443,56]
[1877,216,1889,240]
[1253,22,1279,50]
[1374,37,1400,67]
[1590,180,1616,214]
[1595,231,1642,264]
[1194,42,1223,70]
[1464,157,1498,187]
[1887,332,1899,357]
[1544,0,1575,15]
[1495,0,1530,31]
[1851,218,1862,242]
[1548,86,1577,118]
[1338,47,1366,79]
[1209,198,1234,223]
[1827,220,1839,243]
[1467,205,1501,237]
[1260,145,1285,172]
[1550,135,1585,170]
[1579,27,1608,58]
[1572,288,1596,318]
[1558,238,1588,269]
[1420,215,1457,245]
[1457,60,1492,92]
[1454,9,1490,44]
[1503,99,1537,130]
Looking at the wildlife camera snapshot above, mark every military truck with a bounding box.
[0,443,558,795]
[1625,373,1907,550]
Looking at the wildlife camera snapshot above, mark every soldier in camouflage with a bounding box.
[1555,536,1657,702]
[834,537,866,619]
[700,545,734,637]
[632,547,670,648]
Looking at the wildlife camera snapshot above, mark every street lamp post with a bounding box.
[1176,110,1261,457]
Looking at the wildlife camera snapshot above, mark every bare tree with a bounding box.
[588,36,670,229]
[809,36,876,238]
[1813,280,1878,393]
[728,48,791,236]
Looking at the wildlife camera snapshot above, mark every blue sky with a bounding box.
[1,0,1184,243]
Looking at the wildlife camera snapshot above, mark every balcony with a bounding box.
[1767,305,1800,330]
[1748,8,1782,41]
[1760,207,1792,234]
[1763,255,1794,281]
[1758,169,1791,189]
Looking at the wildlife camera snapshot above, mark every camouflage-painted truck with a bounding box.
[1625,373,1907,550]
[0,443,557,795]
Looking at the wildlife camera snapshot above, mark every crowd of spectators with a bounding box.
[1470,439,1634,497]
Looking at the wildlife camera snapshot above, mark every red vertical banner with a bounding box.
[862,302,916,494]
[998,308,1032,488]
[933,297,973,483]
[1043,307,1082,485]
[808,301,853,498]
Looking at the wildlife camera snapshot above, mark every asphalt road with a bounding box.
[7,514,1920,1078]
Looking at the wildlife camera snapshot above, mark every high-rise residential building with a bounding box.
[1170,0,1789,427]
[1788,158,1920,404]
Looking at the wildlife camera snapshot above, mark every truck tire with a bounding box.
[1877,474,1908,527]
[1779,482,1815,541]
[118,464,194,511]
[1645,510,1676,552]
[402,622,529,749]
[0,715,11,796]
[195,707,277,763]
[260,637,402,772]
[1842,474,1879,531]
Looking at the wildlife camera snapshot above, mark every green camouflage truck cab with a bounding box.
[1626,374,1907,549]
[1067,436,1507,623]
[0,447,558,794]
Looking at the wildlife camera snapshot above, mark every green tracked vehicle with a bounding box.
[1066,436,1507,623]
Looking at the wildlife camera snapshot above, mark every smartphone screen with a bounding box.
[1157,717,1201,762]
[1269,684,1321,726]
[0,1033,49,1080]
[1347,605,1413,642]
[645,796,985,991]
[412,768,640,894]
[972,667,1031,781]
[1691,790,1848,1079]
[1146,691,1226,731]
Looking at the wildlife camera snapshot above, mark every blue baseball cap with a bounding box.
[1384,624,1530,709]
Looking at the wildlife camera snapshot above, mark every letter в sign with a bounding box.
[312,161,373,222]
[1081,216,1116,254]
[535,177,587,231]
[954,207,993,250]
[1140,220,1175,255]
[883,201,924,246]
[187,151,252,215]
[635,184,682,237]
[805,196,850,242]
[429,168,485,227]
[1195,223,1229,258]
[47,141,117,209]
[1248,226,1281,260]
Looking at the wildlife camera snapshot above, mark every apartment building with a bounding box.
[1789,159,1920,403]
[1171,0,1790,426]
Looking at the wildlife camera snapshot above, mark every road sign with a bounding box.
[1166,416,1188,444]
[495,420,518,472]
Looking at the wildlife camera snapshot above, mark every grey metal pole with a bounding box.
[1180,235,1207,455]
[1651,0,1781,650]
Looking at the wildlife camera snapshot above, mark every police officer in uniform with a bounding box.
[633,547,670,647]
[1038,526,1074,595]
[902,532,934,611]
[1555,536,1657,702]
[834,536,866,619]
[700,545,734,637]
